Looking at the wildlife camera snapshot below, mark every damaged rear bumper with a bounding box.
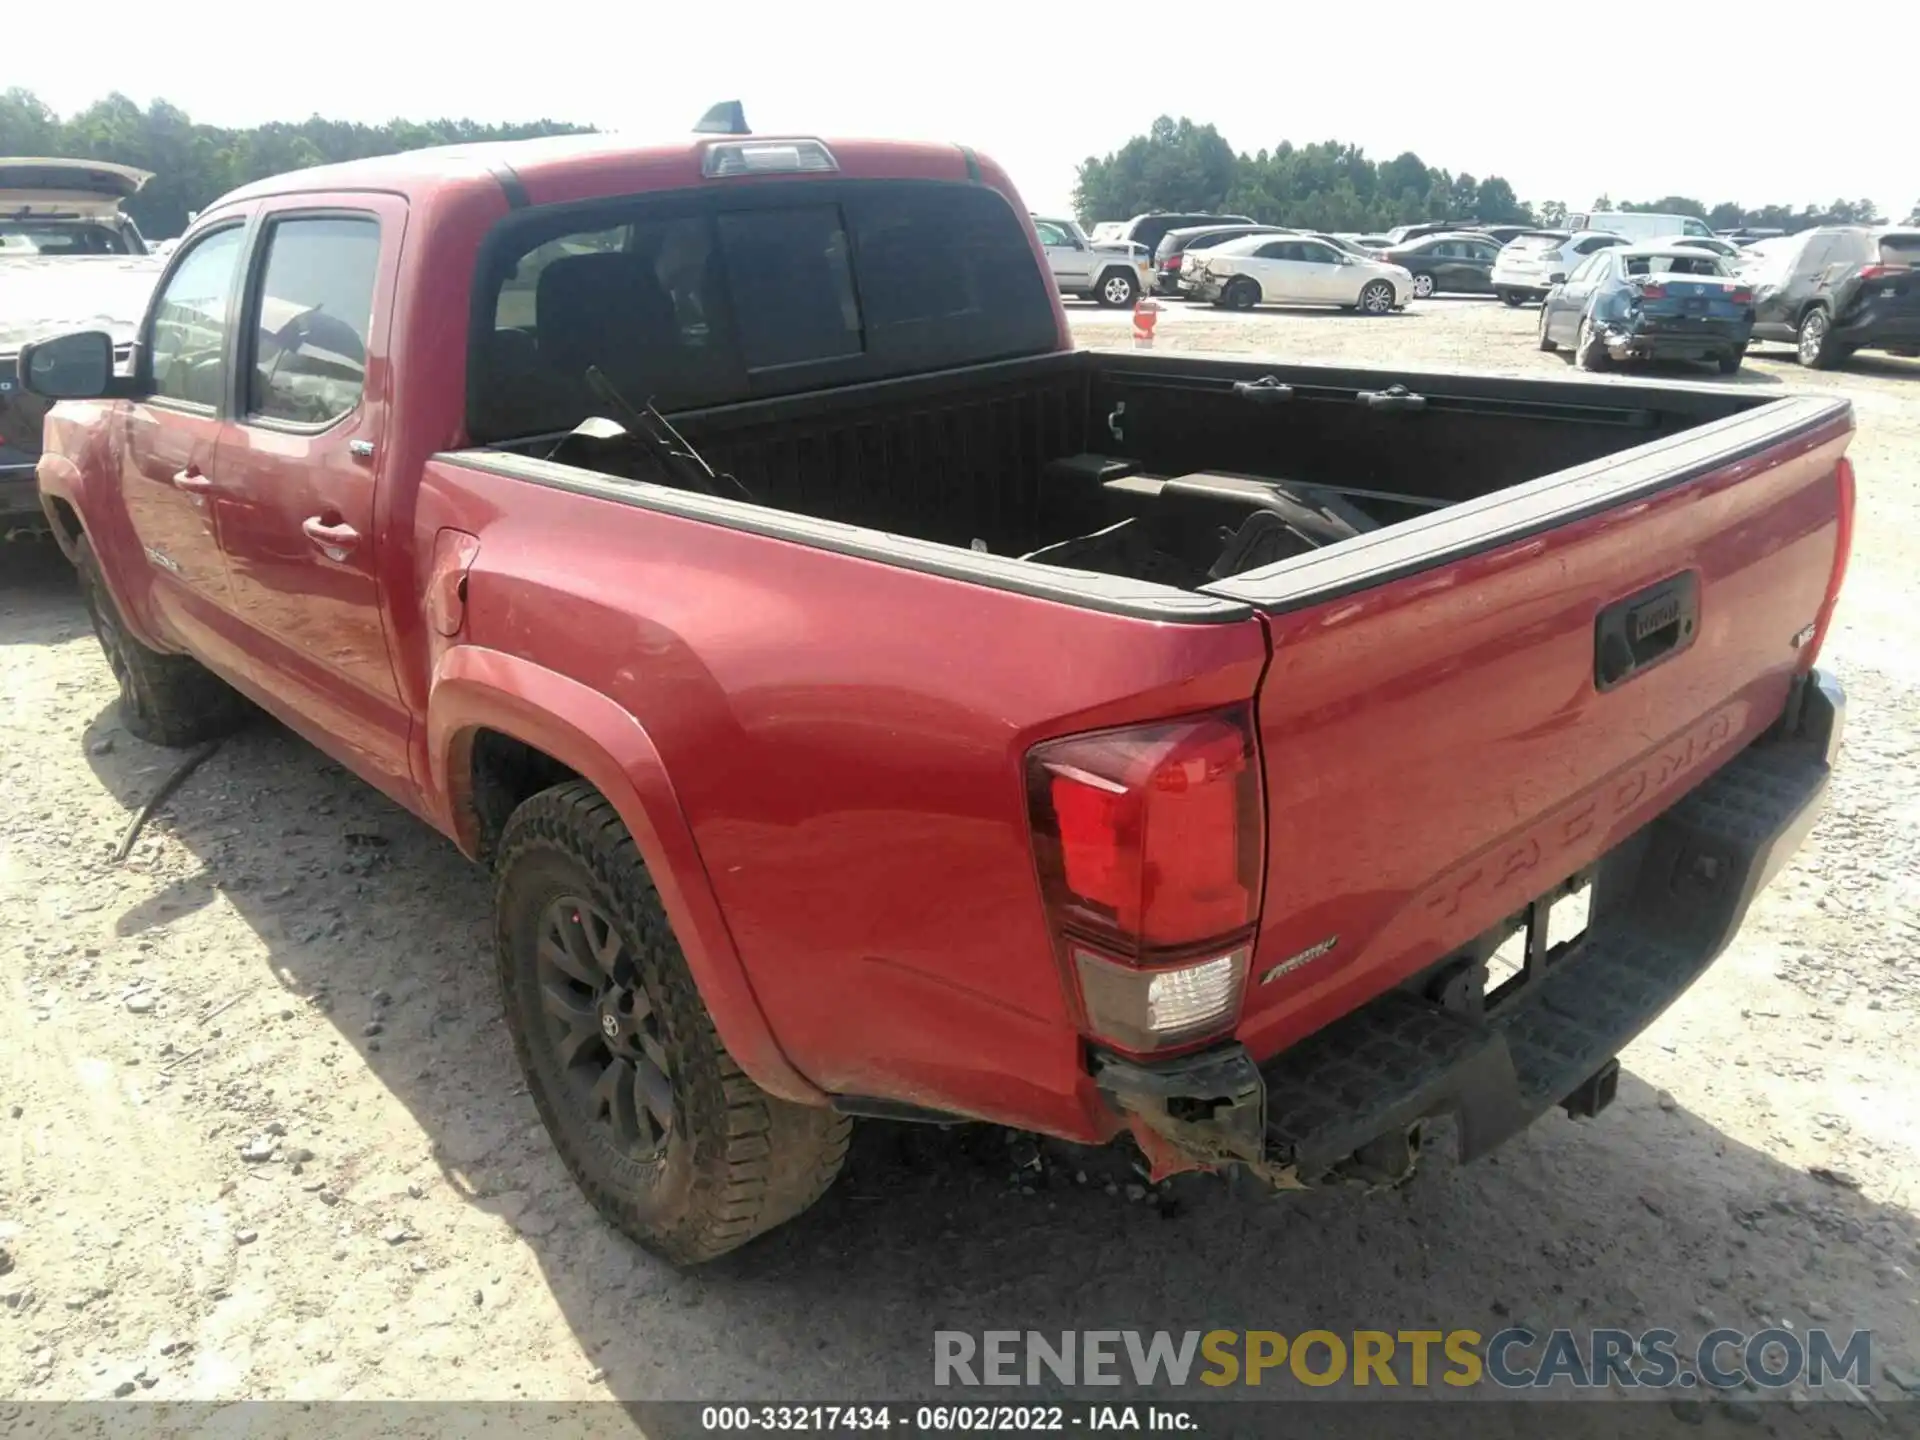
[1096,669,1843,1187]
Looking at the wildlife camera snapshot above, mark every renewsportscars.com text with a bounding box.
[933,1328,1873,1392]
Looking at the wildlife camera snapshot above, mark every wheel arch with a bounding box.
[427,644,825,1105]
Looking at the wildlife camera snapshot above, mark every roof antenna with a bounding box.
[693,101,750,137]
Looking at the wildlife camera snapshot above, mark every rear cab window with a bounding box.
[470,181,1057,443]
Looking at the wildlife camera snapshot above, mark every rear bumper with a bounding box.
[1834,308,1920,350]
[1602,322,1751,362]
[1096,669,1842,1185]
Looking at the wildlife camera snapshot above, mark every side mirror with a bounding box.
[1547,270,1568,285]
[17,331,118,399]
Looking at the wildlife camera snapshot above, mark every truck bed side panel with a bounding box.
[1237,416,1850,1061]
[417,458,1270,1138]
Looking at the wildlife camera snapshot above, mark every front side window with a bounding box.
[1298,242,1340,265]
[247,216,381,426]
[1682,218,1712,237]
[1032,221,1072,247]
[148,226,246,408]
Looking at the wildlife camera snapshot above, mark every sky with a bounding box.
[14,1,1913,224]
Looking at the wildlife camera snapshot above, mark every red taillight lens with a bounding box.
[1028,708,1264,1052]
[1638,282,1668,299]
[1858,264,1894,281]
[1729,287,1753,305]
[1166,254,1184,272]
[1803,456,1855,671]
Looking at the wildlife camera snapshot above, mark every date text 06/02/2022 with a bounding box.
[699,1405,1196,1431]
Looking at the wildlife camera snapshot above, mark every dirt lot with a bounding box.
[3,298,1918,1416]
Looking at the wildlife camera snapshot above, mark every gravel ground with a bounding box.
[3,298,1917,1419]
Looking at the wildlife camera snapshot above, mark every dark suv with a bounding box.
[1151,223,1290,295]
[1113,212,1255,260]
[1745,226,1920,368]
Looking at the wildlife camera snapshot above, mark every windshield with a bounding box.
[1623,254,1730,277]
[0,218,136,256]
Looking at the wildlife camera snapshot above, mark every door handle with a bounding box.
[171,467,213,493]
[302,516,361,557]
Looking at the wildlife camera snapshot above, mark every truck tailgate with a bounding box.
[1212,395,1852,1061]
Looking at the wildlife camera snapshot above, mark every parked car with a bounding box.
[1537,245,1754,374]
[1659,235,1744,263]
[0,157,152,257]
[1567,211,1717,244]
[0,158,162,536]
[1349,233,1392,253]
[1472,225,1533,247]
[1186,233,1412,312]
[1725,228,1785,247]
[1378,232,1504,298]
[21,124,1851,1265]
[1153,223,1292,296]
[1108,211,1256,260]
[1380,220,1471,246]
[1492,230,1628,305]
[1031,215,1153,308]
[1741,226,1920,368]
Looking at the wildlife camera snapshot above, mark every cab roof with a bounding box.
[212,132,992,211]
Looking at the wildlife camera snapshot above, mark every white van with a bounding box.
[1568,211,1716,244]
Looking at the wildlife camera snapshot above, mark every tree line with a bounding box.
[4,93,1909,241]
[1075,117,1904,234]
[1,89,591,238]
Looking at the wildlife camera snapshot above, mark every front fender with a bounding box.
[426,645,824,1106]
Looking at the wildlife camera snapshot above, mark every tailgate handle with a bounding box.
[1231,376,1295,405]
[1595,571,1699,692]
[1358,384,1427,413]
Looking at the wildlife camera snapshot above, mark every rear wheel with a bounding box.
[1796,306,1840,368]
[1223,277,1260,311]
[1410,272,1436,299]
[1576,316,1610,371]
[1537,303,1558,352]
[73,534,249,748]
[1095,269,1138,308]
[1716,349,1744,376]
[494,781,850,1265]
[1497,288,1523,307]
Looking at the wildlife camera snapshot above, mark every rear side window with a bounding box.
[246,216,381,426]
[470,182,1055,442]
[148,226,246,408]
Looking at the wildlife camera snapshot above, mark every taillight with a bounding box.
[1802,456,1855,672]
[1858,264,1900,281]
[1638,282,1669,299]
[1729,287,1754,305]
[1027,707,1264,1053]
[1166,254,1184,272]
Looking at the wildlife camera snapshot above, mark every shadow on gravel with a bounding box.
[10,556,1913,1420]
[0,536,77,645]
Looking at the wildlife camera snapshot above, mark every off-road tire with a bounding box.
[494,781,850,1265]
[73,534,249,747]
[1716,349,1744,376]
[1223,276,1260,311]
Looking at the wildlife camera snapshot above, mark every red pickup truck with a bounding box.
[21,128,1853,1266]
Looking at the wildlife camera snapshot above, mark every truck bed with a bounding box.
[471,348,1826,613]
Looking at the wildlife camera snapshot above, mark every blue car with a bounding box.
[1538,245,1754,375]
